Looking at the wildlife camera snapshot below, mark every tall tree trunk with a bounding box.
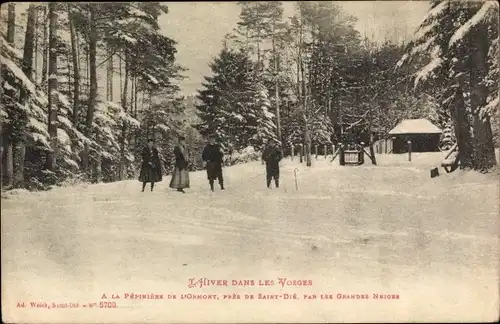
[298,13,311,167]
[109,53,114,101]
[134,80,139,152]
[46,2,59,172]
[3,3,16,187]
[469,32,497,171]
[68,3,80,124]
[13,4,37,187]
[42,5,48,88]
[86,5,98,134]
[127,74,135,150]
[451,88,474,168]
[106,48,114,101]
[34,6,39,83]
[119,53,129,180]
[272,23,281,143]
[82,4,98,177]
[7,3,15,45]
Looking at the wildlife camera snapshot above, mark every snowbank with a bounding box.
[225,146,261,165]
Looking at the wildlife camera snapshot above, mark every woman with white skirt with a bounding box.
[169,136,190,193]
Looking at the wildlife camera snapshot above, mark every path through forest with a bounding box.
[2,154,499,322]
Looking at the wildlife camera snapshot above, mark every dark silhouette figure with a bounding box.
[139,138,163,192]
[262,141,283,188]
[202,135,224,192]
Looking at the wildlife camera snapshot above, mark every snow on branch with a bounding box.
[57,91,71,109]
[414,48,444,88]
[413,22,436,41]
[395,54,409,69]
[449,1,498,47]
[156,124,170,133]
[410,35,437,56]
[28,117,50,137]
[0,54,37,94]
[30,133,51,149]
[1,38,24,60]
[419,0,449,27]
[480,95,499,120]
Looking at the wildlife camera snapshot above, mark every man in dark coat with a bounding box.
[139,138,163,192]
[262,140,283,189]
[202,135,224,191]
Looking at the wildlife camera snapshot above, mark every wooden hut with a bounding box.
[388,119,442,153]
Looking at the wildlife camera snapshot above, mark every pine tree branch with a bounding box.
[96,49,119,69]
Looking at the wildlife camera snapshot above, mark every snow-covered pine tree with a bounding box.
[251,82,278,147]
[398,0,498,170]
[195,47,256,152]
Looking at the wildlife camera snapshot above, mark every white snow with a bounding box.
[410,35,437,56]
[95,111,117,126]
[414,55,443,88]
[3,80,16,92]
[480,95,499,120]
[57,128,71,146]
[233,113,244,121]
[388,118,442,135]
[1,154,499,322]
[1,38,24,60]
[395,53,408,69]
[57,92,71,108]
[29,102,47,120]
[121,34,137,45]
[413,22,436,41]
[419,0,449,26]
[63,156,80,169]
[449,1,498,47]
[0,54,37,94]
[156,124,170,132]
[28,117,50,137]
[119,112,140,127]
[58,116,74,130]
[30,132,50,148]
[146,74,159,85]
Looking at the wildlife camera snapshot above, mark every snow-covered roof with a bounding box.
[389,118,442,135]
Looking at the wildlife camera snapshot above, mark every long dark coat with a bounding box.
[202,144,224,180]
[262,146,283,178]
[169,145,190,189]
[139,146,163,183]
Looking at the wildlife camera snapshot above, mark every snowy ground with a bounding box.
[2,152,499,323]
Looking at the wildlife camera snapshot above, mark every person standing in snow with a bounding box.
[139,138,163,192]
[202,135,225,192]
[169,136,190,193]
[262,140,283,189]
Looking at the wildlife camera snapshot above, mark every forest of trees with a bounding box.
[195,1,497,168]
[1,1,498,191]
[1,2,203,190]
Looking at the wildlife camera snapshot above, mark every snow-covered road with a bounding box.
[2,154,499,323]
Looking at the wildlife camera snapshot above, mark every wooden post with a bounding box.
[299,144,304,163]
[315,145,318,160]
[331,144,335,157]
[324,144,327,159]
[339,145,345,165]
[408,140,412,162]
[291,145,294,161]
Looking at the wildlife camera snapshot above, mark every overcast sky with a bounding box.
[159,1,431,96]
[3,1,431,98]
